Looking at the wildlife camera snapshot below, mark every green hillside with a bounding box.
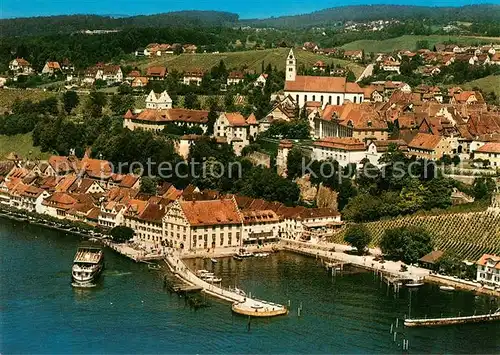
[462,75,500,97]
[330,211,500,261]
[133,48,365,77]
[0,133,50,160]
[341,35,500,53]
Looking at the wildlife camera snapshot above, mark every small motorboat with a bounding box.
[148,263,161,270]
[204,276,222,283]
[254,253,270,257]
[233,255,243,261]
[196,269,211,277]
[229,287,246,296]
[210,258,218,263]
[439,285,455,291]
[406,281,424,287]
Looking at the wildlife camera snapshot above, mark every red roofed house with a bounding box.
[476,254,500,286]
[162,198,243,250]
[450,91,482,105]
[313,60,326,72]
[312,137,367,167]
[131,76,149,87]
[42,61,61,75]
[284,49,363,108]
[215,112,250,155]
[473,142,500,168]
[227,71,244,85]
[407,133,451,160]
[9,58,34,76]
[146,66,167,80]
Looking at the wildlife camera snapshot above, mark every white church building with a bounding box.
[283,49,364,108]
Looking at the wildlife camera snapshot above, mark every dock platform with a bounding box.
[405,310,500,327]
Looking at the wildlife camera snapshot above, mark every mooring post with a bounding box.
[393,332,397,342]
[390,324,393,333]
[396,318,399,328]
[247,316,251,332]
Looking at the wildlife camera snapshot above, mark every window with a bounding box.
[337,96,340,105]
[312,95,315,101]
[353,97,357,103]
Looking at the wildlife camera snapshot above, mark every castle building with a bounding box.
[283,49,364,108]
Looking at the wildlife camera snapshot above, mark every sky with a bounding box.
[0,0,498,19]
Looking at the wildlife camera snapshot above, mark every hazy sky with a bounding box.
[0,0,498,19]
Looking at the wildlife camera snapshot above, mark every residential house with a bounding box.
[9,58,34,76]
[476,254,500,287]
[214,112,250,155]
[227,71,244,85]
[382,60,401,74]
[254,73,268,87]
[313,60,326,72]
[131,77,148,88]
[343,50,363,61]
[41,61,61,75]
[183,70,204,86]
[183,44,198,54]
[242,210,280,245]
[365,139,408,166]
[146,66,167,80]
[302,42,319,52]
[473,142,500,167]
[407,133,451,160]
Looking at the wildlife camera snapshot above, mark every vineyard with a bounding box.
[331,210,500,261]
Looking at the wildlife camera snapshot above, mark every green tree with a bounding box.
[286,147,306,180]
[380,226,433,264]
[472,177,496,200]
[184,92,200,109]
[110,94,135,115]
[62,90,79,114]
[87,91,107,118]
[346,70,356,82]
[110,226,134,243]
[344,224,371,254]
[139,176,157,195]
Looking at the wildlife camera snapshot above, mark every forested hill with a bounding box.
[243,4,500,28]
[0,11,240,37]
[2,5,500,37]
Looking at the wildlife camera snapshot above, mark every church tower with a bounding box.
[286,48,296,82]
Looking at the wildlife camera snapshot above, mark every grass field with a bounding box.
[0,89,57,112]
[341,35,500,53]
[461,75,500,96]
[131,48,365,77]
[0,133,50,160]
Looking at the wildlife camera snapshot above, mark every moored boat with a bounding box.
[211,258,218,263]
[439,285,455,291]
[148,263,161,270]
[233,255,243,261]
[72,245,104,287]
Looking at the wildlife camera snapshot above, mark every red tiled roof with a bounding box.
[180,199,242,226]
[476,254,500,269]
[475,142,500,154]
[246,113,258,125]
[408,133,442,151]
[131,108,209,124]
[313,137,365,151]
[146,66,167,77]
[225,113,248,126]
[285,76,347,93]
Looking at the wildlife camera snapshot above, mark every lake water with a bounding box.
[1,217,499,354]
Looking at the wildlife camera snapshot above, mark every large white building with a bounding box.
[284,49,364,108]
[312,137,367,167]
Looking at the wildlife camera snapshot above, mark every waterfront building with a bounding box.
[476,254,500,287]
[126,201,166,247]
[162,198,243,250]
[242,210,280,246]
[284,49,364,108]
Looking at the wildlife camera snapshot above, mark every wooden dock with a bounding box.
[404,310,500,327]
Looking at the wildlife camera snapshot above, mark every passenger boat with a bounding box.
[439,285,455,291]
[72,245,104,287]
[211,258,218,263]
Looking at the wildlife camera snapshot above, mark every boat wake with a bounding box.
[104,271,133,277]
[71,282,97,288]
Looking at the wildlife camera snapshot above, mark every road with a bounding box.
[356,63,374,82]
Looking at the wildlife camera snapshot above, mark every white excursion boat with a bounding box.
[439,285,455,291]
[254,252,270,257]
[406,279,425,287]
[72,245,104,287]
[196,269,212,277]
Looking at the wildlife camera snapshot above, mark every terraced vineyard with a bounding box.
[331,210,500,261]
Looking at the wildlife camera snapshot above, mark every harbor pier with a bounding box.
[163,251,288,317]
[405,309,500,327]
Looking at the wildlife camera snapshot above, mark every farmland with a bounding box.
[331,210,500,261]
[130,48,365,77]
[341,35,500,53]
